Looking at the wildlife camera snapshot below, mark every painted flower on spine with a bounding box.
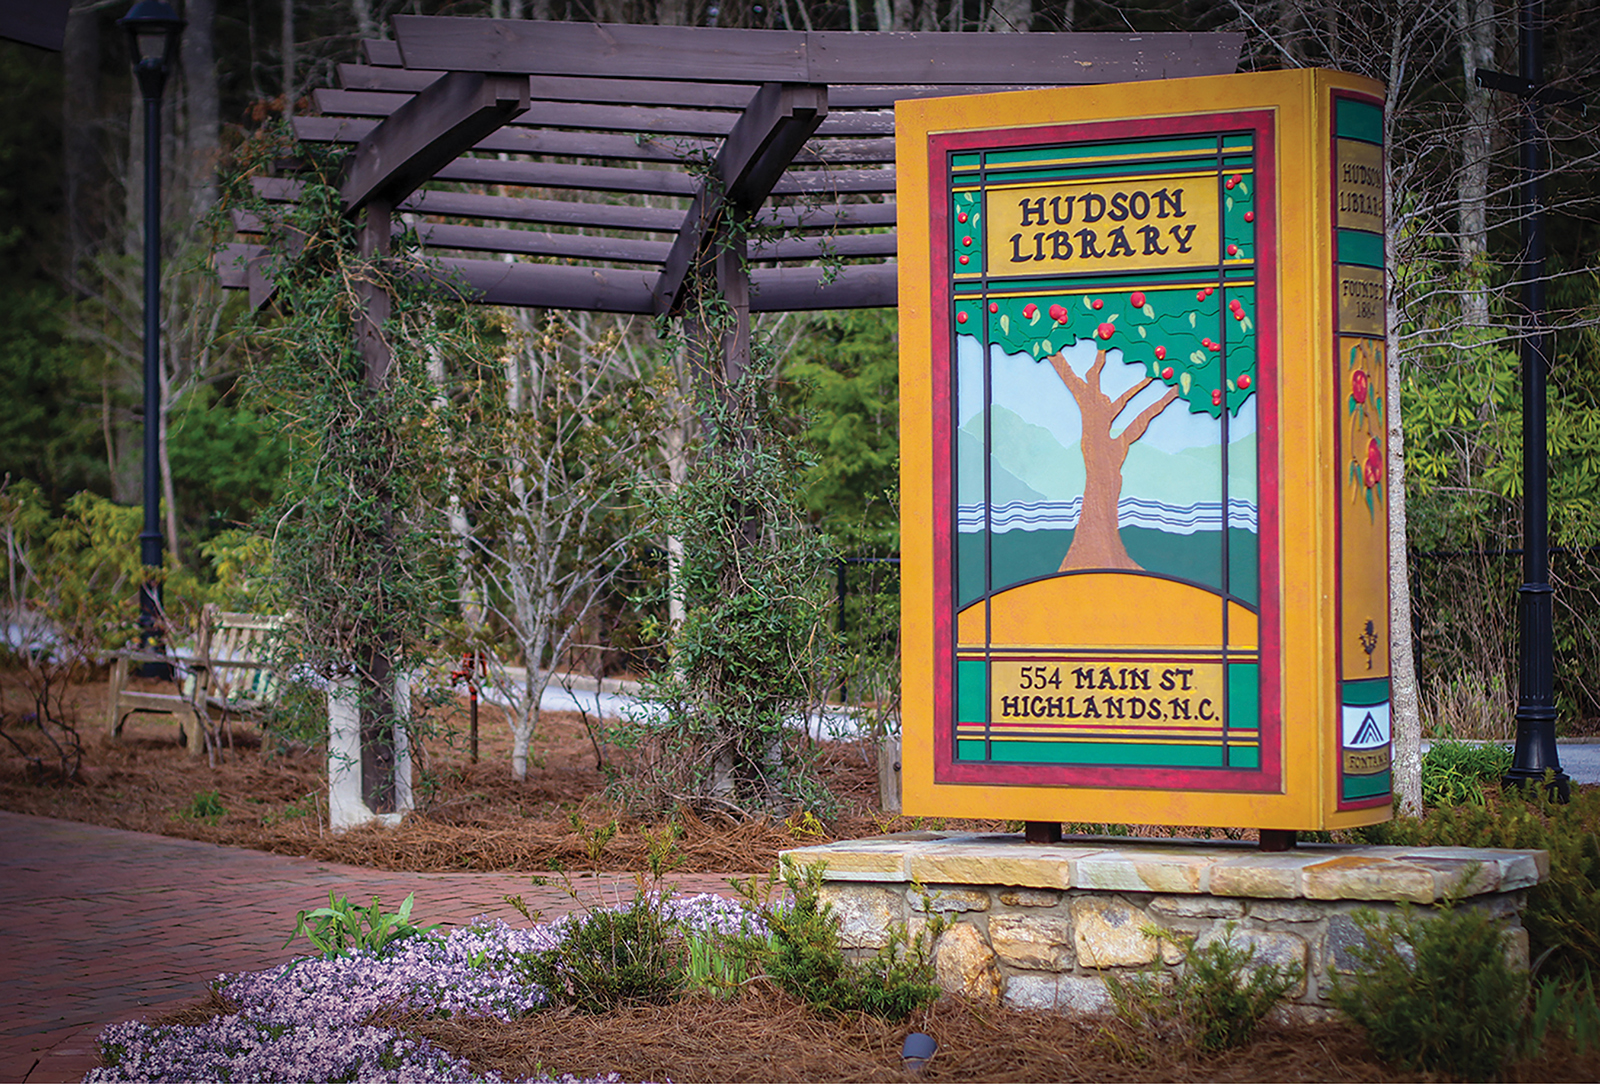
[1364,438,1383,487]
[1351,368,1369,405]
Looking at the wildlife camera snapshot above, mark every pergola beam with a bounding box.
[392,18,1242,87]
[340,70,530,211]
[654,82,827,317]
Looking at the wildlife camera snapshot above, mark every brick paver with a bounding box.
[0,811,746,1083]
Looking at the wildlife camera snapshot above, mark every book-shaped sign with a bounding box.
[897,69,1392,831]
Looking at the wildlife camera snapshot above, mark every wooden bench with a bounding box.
[107,606,288,758]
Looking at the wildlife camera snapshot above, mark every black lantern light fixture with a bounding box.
[119,0,185,667]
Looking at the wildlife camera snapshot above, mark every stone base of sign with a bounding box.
[780,832,1548,1018]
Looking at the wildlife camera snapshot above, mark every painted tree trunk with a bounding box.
[1047,348,1179,572]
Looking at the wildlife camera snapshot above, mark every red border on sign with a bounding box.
[929,109,1282,794]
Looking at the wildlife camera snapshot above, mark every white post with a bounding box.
[326,671,414,832]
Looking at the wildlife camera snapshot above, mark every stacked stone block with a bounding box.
[782,832,1546,1017]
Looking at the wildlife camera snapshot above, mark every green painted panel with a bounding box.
[1336,99,1383,145]
[957,739,987,760]
[957,660,988,722]
[1228,664,1259,728]
[1342,678,1390,707]
[1337,229,1384,268]
[1228,744,1260,770]
[953,152,982,169]
[985,136,1222,166]
[1343,770,1391,800]
[989,741,1230,768]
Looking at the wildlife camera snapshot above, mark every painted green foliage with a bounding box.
[968,283,1259,419]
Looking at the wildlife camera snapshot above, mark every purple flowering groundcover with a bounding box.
[86,893,760,1084]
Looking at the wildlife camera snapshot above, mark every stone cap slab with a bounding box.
[781,832,1549,904]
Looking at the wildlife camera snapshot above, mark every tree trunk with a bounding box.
[62,1,100,287]
[1455,0,1494,330]
[984,0,1031,32]
[182,0,220,216]
[280,0,296,120]
[1384,42,1424,816]
[1043,348,1177,572]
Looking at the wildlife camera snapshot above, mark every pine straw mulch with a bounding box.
[0,676,1302,875]
[154,982,1600,1083]
[0,674,935,873]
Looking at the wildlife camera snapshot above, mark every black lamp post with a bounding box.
[119,0,184,666]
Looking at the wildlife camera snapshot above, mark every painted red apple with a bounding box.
[1092,298,1103,310]
[1154,345,1167,360]
[1048,303,1068,323]
[1238,373,1251,390]
[956,310,968,324]
[1096,322,1115,340]
[1130,291,1146,308]
[1364,437,1384,486]
[1162,366,1174,380]
[1352,369,1369,405]
[1023,303,1038,319]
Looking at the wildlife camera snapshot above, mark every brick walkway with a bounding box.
[0,811,745,1083]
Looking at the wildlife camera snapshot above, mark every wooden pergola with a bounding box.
[217,18,1241,816]
[221,17,1243,350]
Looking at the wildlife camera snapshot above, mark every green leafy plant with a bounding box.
[733,859,943,1023]
[1329,901,1527,1080]
[1420,739,1513,807]
[177,790,227,825]
[1527,970,1600,1057]
[285,892,439,960]
[1106,922,1302,1052]
[516,891,686,1013]
[1358,785,1600,977]
[613,374,841,817]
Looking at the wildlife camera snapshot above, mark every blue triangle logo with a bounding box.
[1351,711,1384,746]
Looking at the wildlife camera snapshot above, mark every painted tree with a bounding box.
[980,277,1258,572]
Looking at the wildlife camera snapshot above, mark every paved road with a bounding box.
[0,812,743,1083]
[1421,738,1600,785]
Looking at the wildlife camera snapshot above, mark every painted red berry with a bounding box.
[957,211,968,223]
[1244,211,1255,223]
[1130,291,1146,309]
[959,255,969,265]
[1048,304,1068,323]
[1023,303,1038,319]
[1092,298,1103,310]
[956,311,968,324]
[1197,289,1207,301]
[962,235,973,247]
[1212,388,1224,405]
[1162,366,1174,380]
[1227,244,1239,257]
[1231,173,1243,186]
[1238,373,1252,390]
[1210,341,1222,353]
[989,302,999,313]
[1097,322,1115,340]
[1154,345,1167,361]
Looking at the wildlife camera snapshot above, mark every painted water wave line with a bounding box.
[958,496,1259,535]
